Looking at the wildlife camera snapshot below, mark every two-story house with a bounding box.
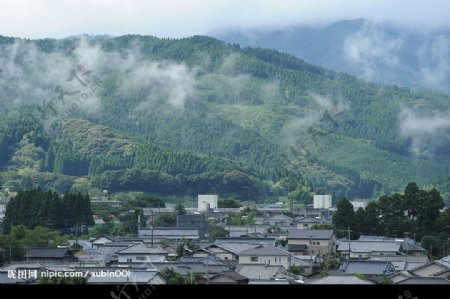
[116,243,167,264]
[238,245,291,269]
[287,229,336,256]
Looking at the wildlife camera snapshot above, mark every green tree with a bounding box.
[332,198,355,232]
[175,203,186,215]
[209,226,229,242]
[160,268,184,284]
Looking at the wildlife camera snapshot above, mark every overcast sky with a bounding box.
[1,0,449,39]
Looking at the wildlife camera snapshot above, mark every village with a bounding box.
[1,192,449,285]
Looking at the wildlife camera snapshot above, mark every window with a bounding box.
[127,258,132,263]
[303,224,308,228]
[275,257,277,262]
[136,256,147,261]
[316,242,320,245]
[250,256,258,262]
[312,242,316,245]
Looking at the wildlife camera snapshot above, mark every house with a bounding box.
[87,269,166,284]
[407,260,450,277]
[204,271,249,285]
[358,236,426,255]
[395,277,450,285]
[215,237,276,245]
[238,246,291,268]
[206,243,263,261]
[265,214,294,226]
[248,279,291,285]
[388,271,415,284]
[116,243,167,264]
[235,264,293,280]
[295,217,323,230]
[287,229,336,255]
[191,248,214,258]
[25,248,77,264]
[74,248,109,263]
[337,240,402,259]
[369,255,429,271]
[138,227,201,243]
[161,244,178,260]
[306,275,375,284]
[224,226,266,237]
[178,256,226,266]
[339,260,396,276]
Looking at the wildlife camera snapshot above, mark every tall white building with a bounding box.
[198,195,218,211]
[313,195,332,209]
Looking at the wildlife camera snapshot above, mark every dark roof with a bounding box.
[215,238,276,245]
[397,277,450,285]
[25,248,74,259]
[115,243,167,255]
[340,260,396,275]
[209,271,249,282]
[288,229,335,240]
[287,244,307,251]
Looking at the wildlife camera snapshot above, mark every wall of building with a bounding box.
[313,195,332,209]
[288,238,335,255]
[198,195,218,211]
[118,254,166,263]
[238,255,290,268]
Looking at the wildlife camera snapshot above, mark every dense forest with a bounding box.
[0,34,449,202]
[333,182,450,258]
[2,188,94,233]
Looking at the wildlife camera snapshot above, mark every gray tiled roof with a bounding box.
[235,264,286,280]
[337,241,401,253]
[25,248,73,258]
[340,260,396,275]
[209,271,249,282]
[116,243,167,255]
[306,275,375,284]
[212,243,262,255]
[238,245,289,256]
[248,279,290,285]
[215,238,275,245]
[139,228,199,237]
[396,277,450,285]
[287,229,335,240]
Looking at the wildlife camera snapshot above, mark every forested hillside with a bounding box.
[0,34,449,202]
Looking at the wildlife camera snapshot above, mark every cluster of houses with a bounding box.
[1,194,450,284]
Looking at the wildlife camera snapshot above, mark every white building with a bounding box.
[198,195,218,211]
[313,195,332,209]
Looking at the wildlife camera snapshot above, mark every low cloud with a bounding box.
[343,21,403,80]
[418,35,450,89]
[399,106,450,156]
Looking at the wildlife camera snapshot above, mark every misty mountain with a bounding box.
[214,19,450,91]
[0,34,449,202]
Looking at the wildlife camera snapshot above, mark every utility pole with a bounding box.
[309,234,313,274]
[347,227,352,260]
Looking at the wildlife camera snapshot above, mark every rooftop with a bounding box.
[239,245,290,256]
[306,275,375,284]
[287,229,335,240]
[337,241,401,253]
[340,260,396,275]
[115,243,168,255]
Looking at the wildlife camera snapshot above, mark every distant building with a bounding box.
[116,243,167,264]
[198,195,218,212]
[313,195,332,209]
[176,214,207,239]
